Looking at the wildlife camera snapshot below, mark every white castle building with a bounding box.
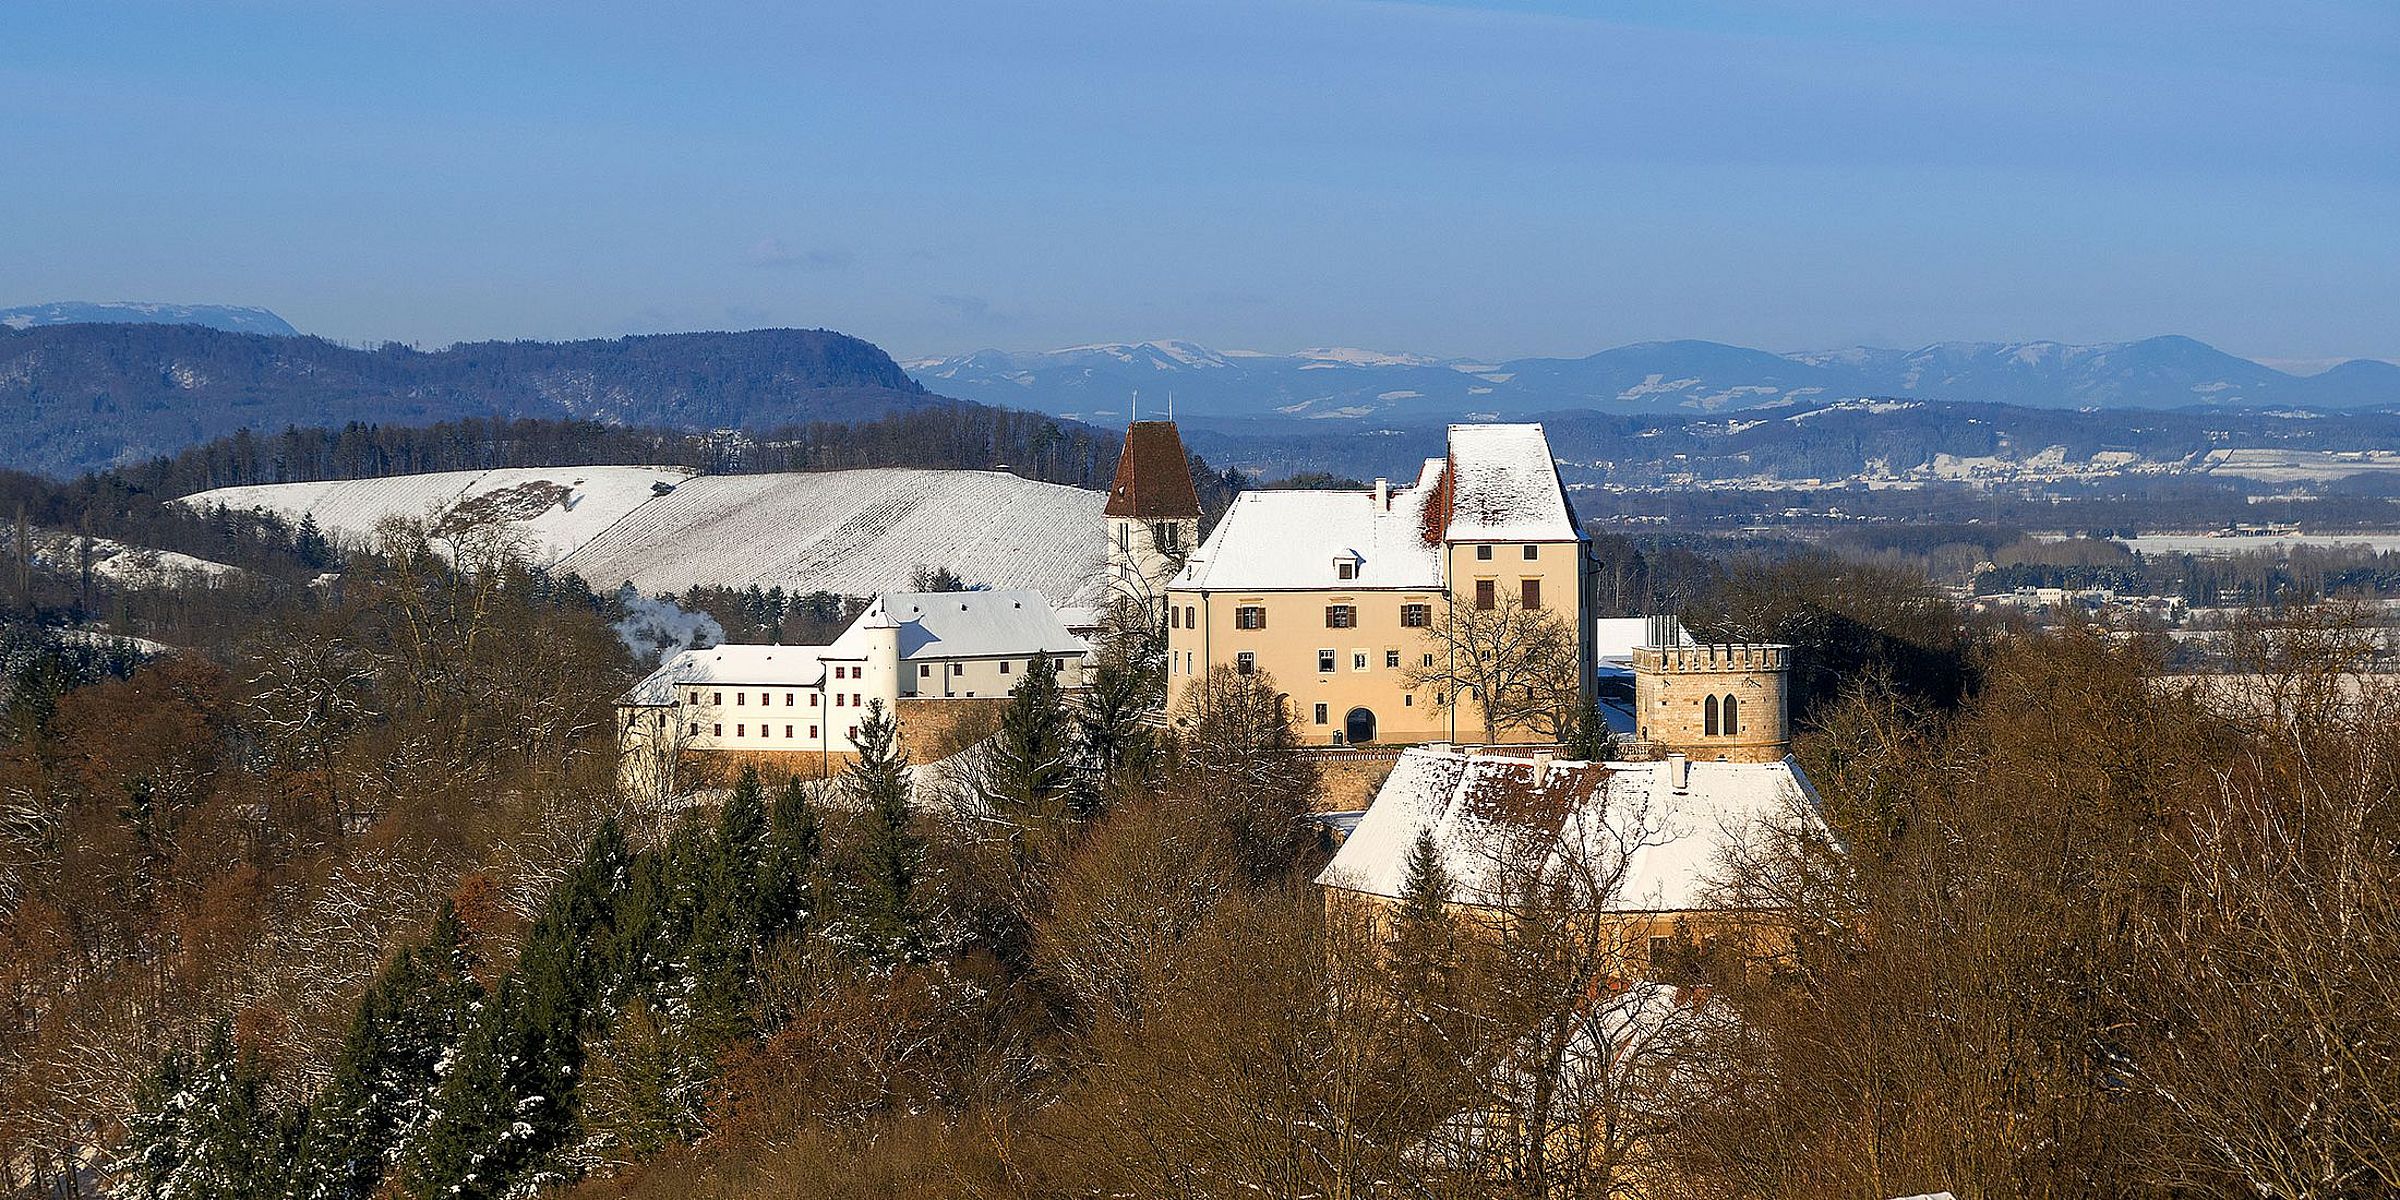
[617,587,1090,791]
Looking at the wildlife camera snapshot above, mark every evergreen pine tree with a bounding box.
[844,700,922,961]
[759,774,823,941]
[296,902,484,1200]
[294,512,335,569]
[1562,693,1617,762]
[1389,827,1458,994]
[409,821,626,1198]
[1067,655,1160,820]
[980,651,1073,819]
[112,1023,298,1200]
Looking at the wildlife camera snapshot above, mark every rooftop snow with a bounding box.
[1173,457,1446,592]
[620,642,861,704]
[1441,424,1580,541]
[864,588,1091,661]
[1318,747,1823,913]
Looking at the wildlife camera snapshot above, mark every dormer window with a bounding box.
[1334,553,1361,581]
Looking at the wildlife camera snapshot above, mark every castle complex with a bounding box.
[618,420,1794,792]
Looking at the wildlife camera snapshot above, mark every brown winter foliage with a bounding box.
[0,516,635,1192]
[8,527,2397,1200]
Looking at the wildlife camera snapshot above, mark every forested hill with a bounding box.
[0,323,951,477]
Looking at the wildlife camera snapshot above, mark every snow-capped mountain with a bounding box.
[0,301,300,336]
[904,336,2400,422]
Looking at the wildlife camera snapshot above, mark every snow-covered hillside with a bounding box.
[185,467,693,562]
[182,466,1107,606]
[560,469,1105,604]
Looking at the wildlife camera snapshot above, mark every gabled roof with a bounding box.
[859,588,1091,661]
[1443,423,1580,542]
[1172,457,1447,591]
[1103,421,1202,519]
[1318,747,1823,912]
[619,643,853,704]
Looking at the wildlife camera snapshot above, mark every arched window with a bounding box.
[1703,694,1719,737]
[1722,694,1740,735]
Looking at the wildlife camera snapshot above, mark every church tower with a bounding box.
[1104,421,1202,614]
[1631,625,1792,763]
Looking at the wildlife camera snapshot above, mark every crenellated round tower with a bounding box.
[1631,638,1792,763]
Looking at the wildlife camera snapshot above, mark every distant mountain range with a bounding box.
[906,336,2400,420]
[0,324,950,476]
[0,301,300,337]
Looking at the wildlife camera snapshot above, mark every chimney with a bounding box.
[1374,477,1390,511]
[1667,752,1689,794]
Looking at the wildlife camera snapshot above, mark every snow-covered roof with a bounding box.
[619,642,860,705]
[1443,423,1579,542]
[862,588,1091,661]
[1173,457,1447,592]
[1317,747,1823,912]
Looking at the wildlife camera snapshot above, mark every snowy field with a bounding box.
[183,466,693,562]
[2117,533,2400,557]
[560,469,1106,605]
[2202,448,2400,485]
[183,466,1108,605]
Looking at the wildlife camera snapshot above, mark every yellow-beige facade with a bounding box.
[1164,423,1593,745]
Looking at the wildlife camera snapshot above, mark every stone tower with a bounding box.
[1631,633,1792,763]
[1103,421,1202,614]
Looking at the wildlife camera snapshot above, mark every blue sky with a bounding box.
[4,1,2394,363]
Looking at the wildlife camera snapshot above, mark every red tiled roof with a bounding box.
[1104,421,1201,518]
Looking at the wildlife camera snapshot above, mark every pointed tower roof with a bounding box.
[1104,421,1202,519]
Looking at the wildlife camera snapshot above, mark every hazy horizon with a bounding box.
[6,1,2394,363]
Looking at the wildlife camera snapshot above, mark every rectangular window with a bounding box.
[1000,660,1012,674]
[952,663,964,675]
[809,724,818,738]
[810,693,818,706]
[736,724,745,737]
[1057,657,1071,670]
[737,692,745,705]
[1313,703,1329,724]
[1400,603,1431,628]
[784,693,794,706]
[1318,649,1337,673]
[1235,651,1255,675]
[689,721,700,736]
[848,725,857,740]
[1352,652,1368,671]
[1523,543,1539,561]
[712,692,722,705]
[1170,606,1180,630]
[836,694,844,707]
[784,725,793,738]
[920,664,931,677]
[1235,605,1266,630]
[1336,560,1357,580]
[713,723,722,737]
[1385,649,1400,668]
[1404,694,1414,707]
[1326,605,1356,628]
[1423,652,1436,667]
[1475,580,1495,610]
[1522,578,1542,609]
[1476,544,1493,560]
[1185,605,1197,628]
